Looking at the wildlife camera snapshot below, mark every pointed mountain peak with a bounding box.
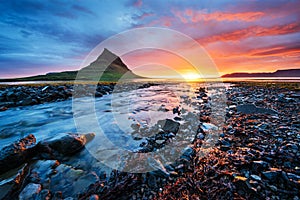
[102,48,115,55]
[95,48,118,62]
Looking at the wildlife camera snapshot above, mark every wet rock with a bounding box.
[148,158,169,178]
[197,133,205,140]
[250,174,261,181]
[28,160,59,185]
[0,84,116,109]
[262,169,281,181]
[147,174,157,188]
[220,145,231,151]
[6,91,17,102]
[0,134,36,174]
[229,105,237,110]
[95,92,103,97]
[0,106,8,112]
[21,97,37,106]
[268,185,277,192]
[237,104,278,115]
[155,140,165,145]
[252,160,269,172]
[167,132,176,138]
[172,106,181,115]
[102,85,112,93]
[0,164,29,199]
[131,123,140,131]
[201,123,218,131]
[38,133,95,157]
[284,143,298,151]
[181,147,194,159]
[48,164,85,197]
[72,173,99,194]
[89,194,100,200]
[19,183,42,200]
[35,189,51,200]
[287,173,300,181]
[174,116,182,121]
[158,119,180,134]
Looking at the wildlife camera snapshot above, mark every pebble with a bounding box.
[250,174,261,181]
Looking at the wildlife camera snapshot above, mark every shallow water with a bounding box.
[0,82,223,149]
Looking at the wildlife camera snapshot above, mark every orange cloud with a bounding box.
[205,42,300,75]
[251,46,300,57]
[122,48,220,78]
[199,22,300,44]
[173,9,265,23]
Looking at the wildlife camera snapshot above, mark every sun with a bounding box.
[182,73,201,80]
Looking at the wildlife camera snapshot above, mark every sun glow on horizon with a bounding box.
[182,72,202,81]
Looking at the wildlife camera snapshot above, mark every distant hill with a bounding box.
[222,69,300,78]
[0,48,142,82]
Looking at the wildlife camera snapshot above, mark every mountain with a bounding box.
[77,48,140,81]
[222,69,300,78]
[0,48,142,82]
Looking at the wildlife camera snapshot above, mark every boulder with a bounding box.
[0,134,36,174]
[158,119,180,133]
[237,104,278,115]
[37,133,95,157]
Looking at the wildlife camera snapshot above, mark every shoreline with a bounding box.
[0,82,159,112]
[0,81,299,199]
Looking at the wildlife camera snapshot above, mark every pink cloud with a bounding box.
[136,12,153,20]
[173,9,265,23]
[198,22,300,44]
[134,0,142,7]
[142,16,173,27]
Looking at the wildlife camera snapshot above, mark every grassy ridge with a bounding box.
[0,71,134,82]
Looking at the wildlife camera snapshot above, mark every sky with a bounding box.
[0,0,300,78]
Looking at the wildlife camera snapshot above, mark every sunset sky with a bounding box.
[0,0,300,78]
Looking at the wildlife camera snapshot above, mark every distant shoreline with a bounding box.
[221,68,300,78]
[1,77,300,86]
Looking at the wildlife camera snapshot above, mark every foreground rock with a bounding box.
[0,164,29,199]
[0,133,97,199]
[37,133,95,159]
[0,133,95,175]
[19,183,42,200]
[0,134,36,174]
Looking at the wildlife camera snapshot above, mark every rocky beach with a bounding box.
[0,81,299,199]
[2,0,300,199]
